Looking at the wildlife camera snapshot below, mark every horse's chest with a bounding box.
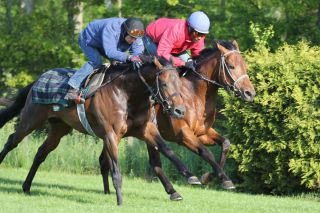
[186,109,206,134]
[193,122,207,136]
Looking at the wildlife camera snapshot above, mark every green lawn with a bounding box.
[0,168,319,213]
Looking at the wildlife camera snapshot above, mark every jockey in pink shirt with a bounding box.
[143,11,210,70]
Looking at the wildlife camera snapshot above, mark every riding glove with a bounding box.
[128,55,143,71]
[185,61,196,71]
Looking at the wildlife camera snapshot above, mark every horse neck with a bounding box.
[192,53,220,100]
[122,64,157,99]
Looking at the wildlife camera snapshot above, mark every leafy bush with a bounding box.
[221,41,320,194]
[0,1,83,94]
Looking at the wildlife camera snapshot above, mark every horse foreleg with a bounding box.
[198,128,230,168]
[22,119,71,194]
[141,122,201,185]
[103,131,122,205]
[180,128,235,189]
[146,144,182,201]
[99,146,111,194]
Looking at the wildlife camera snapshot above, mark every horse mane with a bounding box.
[179,40,236,77]
[197,40,236,60]
[101,57,175,84]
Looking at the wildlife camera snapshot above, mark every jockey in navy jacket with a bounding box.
[67,17,145,103]
[82,18,144,61]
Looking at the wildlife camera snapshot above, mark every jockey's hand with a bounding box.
[184,61,196,71]
[129,55,143,71]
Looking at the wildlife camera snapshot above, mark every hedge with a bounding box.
[221,41,320,194]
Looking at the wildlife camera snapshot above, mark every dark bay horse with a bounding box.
[99,40,256,192]
[0,59,196,205]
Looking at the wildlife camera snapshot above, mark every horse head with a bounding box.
[139,56,185,119]
[193,40,256,102]
[215,40,256,102]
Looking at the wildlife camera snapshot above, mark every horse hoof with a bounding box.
[187,176,201,185]
[22,184,30,195]
[23,189,31,195]
[222,180,236,190]
[170,192,183,201]
[200,172,213,185]
[117,198,123,206]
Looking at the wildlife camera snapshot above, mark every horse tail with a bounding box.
[0,82,34,128]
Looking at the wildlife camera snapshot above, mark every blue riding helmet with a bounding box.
[187,11,210,34]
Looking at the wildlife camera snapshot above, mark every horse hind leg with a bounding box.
[199,128,230,168]
[0,104,48,164]
[22,118,71,194]
[180,128,235,190]
[219,138,230,168]
[199,134,230,185]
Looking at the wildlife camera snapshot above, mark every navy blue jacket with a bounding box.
[80,18,144,62]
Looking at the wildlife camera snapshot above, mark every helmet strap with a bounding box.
[188,26,194,34]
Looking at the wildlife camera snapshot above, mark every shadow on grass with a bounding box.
[0,177,103,194]
[0,176,164,204]
[0,177,114,204]
[0,184,112,204]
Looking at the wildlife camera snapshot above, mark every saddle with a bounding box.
[79,63,111,99]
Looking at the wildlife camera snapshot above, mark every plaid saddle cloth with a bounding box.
[32,68,76,109]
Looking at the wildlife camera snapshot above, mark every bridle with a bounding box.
[137,66,180,115]
[99,63,180,116]
[192,49,249,96]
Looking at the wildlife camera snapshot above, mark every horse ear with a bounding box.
[154,57,164,70]
[217,42,229,54]
[232,40,240,51]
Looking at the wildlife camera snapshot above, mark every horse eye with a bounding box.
[228,65,235,69]
[160,82,167,87]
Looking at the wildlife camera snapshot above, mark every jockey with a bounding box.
[143,11,210,71]
[67,17,145,102]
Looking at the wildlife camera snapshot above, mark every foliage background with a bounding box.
[0,0,319,195]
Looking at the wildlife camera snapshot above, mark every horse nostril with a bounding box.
[244,90,255,101]
[245,91,252,97]
[173,106,185,118]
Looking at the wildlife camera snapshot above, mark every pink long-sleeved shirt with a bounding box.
[146,18,205,67]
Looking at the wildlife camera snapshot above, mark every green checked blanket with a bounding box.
[32,68,77,108]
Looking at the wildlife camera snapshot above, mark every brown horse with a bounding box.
[1,40,256,202]
[99,40,256,192]
[156,40,256,185]
[0,59,196,205]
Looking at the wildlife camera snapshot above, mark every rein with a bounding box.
[97,63,179,114]
[137,67,178,114]
[99,66,131,87]
[192,49,248,94]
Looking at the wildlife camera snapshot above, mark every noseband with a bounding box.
[193,49,249,95]
[219,50,248,95]
[137,67,180,115]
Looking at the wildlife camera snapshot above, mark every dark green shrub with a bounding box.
[221,41,320,194]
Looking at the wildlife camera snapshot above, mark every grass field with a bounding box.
[0,167,319,213]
